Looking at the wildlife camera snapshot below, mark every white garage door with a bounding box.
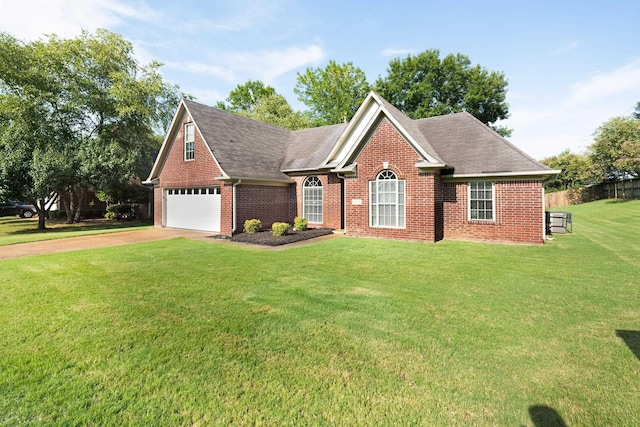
[165,187,221,232]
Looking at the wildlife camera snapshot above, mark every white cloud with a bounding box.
[505,58,640,159]
[168,45,326,83]
[166,62,233,80]
[568,59,640,104]
[185,87,226,106]
[551,40,579,56]
[209,0,282,31]
[0,0,153,41]
[226,45,326,82]
[380,48,414,57]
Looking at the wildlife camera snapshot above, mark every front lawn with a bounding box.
[0,200,638,425]
[0,217,152,246]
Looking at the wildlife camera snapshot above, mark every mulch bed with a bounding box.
[230,228,334,246]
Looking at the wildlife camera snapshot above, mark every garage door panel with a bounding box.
[165,189,220,232]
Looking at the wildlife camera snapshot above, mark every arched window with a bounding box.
[303,176,323,223]
[370,170,405,228]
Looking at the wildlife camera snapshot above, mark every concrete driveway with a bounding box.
[0,227,213,260]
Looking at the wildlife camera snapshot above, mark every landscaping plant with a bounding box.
[271,222,290,236]
[294,216,308,231]
[243,219,262,234]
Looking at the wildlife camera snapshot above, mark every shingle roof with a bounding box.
[177,96,552,182]
[414,112,552,175]
[184,99,291,181]
[282,123,348,171]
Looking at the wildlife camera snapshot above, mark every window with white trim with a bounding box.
[469,181,494,221]
[303,176,323,223]
[184,123,195,161]
[370,170,405,228]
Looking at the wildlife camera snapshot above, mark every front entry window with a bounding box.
[370,170,405,228]
[303,176,323,223]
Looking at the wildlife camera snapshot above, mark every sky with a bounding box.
[0,0,638,160]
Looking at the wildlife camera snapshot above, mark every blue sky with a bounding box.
[1,0,638,160]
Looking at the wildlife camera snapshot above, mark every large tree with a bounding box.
[239,94,311,130]
[375,49,511,136]
[0,30,183,229]
[589,115,640,180]
[215,80,276,113]
[217,80,311,130]
[294,60,370,126]
[540,149,598,192]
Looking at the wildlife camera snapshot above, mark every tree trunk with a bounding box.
[37,198,47,230]
[61,192,74,224]
[74,188,86,222]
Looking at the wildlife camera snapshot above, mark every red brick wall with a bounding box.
[443,180,544,244]
[153,187,162,227]
[344,118,441,242]
[235,185,295,231]
[156,113,231,234]
[292,174,343,229]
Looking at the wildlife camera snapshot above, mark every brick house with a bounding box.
[145,92,559,244]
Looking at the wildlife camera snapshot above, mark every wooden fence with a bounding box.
[546,178,640,208]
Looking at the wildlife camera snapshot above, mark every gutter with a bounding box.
[442,170,562,181]
[215,176,294,185]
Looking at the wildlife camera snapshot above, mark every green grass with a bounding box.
[0,217,153,246]
[1,199,638,426]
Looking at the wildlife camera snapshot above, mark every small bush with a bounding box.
[271,222,290,237]
[294,216,308,231]
[244,219,262,234]
[105,204,138,221]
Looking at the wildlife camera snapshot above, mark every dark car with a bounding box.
[0,201,37,218]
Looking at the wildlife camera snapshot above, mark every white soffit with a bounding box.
[322,95,380,166]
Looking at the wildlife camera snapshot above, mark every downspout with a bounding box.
[232,179,242,234]
[337,174,346,233]
[542,185,546,242]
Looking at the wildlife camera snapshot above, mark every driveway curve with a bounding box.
[0,227,213,260]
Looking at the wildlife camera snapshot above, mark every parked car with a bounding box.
[0,201,37,218]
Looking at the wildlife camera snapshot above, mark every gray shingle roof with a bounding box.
[179,97,552,181]
[184,99,291,181]
[414,112,552,175]
[282,123,348,171]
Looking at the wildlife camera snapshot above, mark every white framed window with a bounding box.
[469,181,494,221]
[370,170,405,228]
[184,123,195,161]
[303,176,323,224]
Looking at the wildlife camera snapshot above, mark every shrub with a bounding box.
[271,222,290,237]
[294,216,308,231]
[244,219,262,234]
[105,204,138,221]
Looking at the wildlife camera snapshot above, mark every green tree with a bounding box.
[295,60,370,126]
[240,94,311,130]
[215,80,276,112]
[375,49,511,136]
[633,101,640,119]
[540,149,598,192]
[0,30,184,229]
[589,115,640,180]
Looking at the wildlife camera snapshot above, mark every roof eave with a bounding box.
[442,170,562,181]
[215,175,295,185]
[415,160,448,171]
